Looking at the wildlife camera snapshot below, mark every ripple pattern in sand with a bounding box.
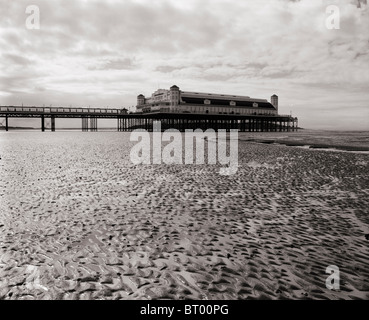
[0,132,369,300]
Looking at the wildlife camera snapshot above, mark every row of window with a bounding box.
[179,106,275,115]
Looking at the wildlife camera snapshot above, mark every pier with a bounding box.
[0,106,298,132]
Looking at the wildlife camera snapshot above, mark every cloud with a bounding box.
[89,58,136,70]
[2,53,33,67]
[156,65,185,73]
[0,0,368,129]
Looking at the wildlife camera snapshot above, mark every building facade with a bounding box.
[136,85,279,115]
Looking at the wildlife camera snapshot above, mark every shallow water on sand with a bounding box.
[239,129,369,152]
[0,131,369,300]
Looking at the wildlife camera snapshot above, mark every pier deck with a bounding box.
[0,107,298,132]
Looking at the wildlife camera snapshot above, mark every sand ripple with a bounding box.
[0,132,369,300]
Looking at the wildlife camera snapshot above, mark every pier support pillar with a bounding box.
[82,117,88,131]
[118,117,125,131]
[89,117,97,132]
[41,115,45,132]
[51,116,55,132]
[5,115,8,131]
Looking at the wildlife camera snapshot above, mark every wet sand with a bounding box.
[240,130,369,152]
[0,131,369,300]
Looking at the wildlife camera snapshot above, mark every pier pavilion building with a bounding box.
[136,85,279,116]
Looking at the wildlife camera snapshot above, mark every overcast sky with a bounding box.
[1,0,368,130]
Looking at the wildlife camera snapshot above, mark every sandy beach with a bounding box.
[0,130,368,300]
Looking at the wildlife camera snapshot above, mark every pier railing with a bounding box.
[0,106,125,114]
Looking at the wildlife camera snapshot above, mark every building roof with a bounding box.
[182,91,251,99]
